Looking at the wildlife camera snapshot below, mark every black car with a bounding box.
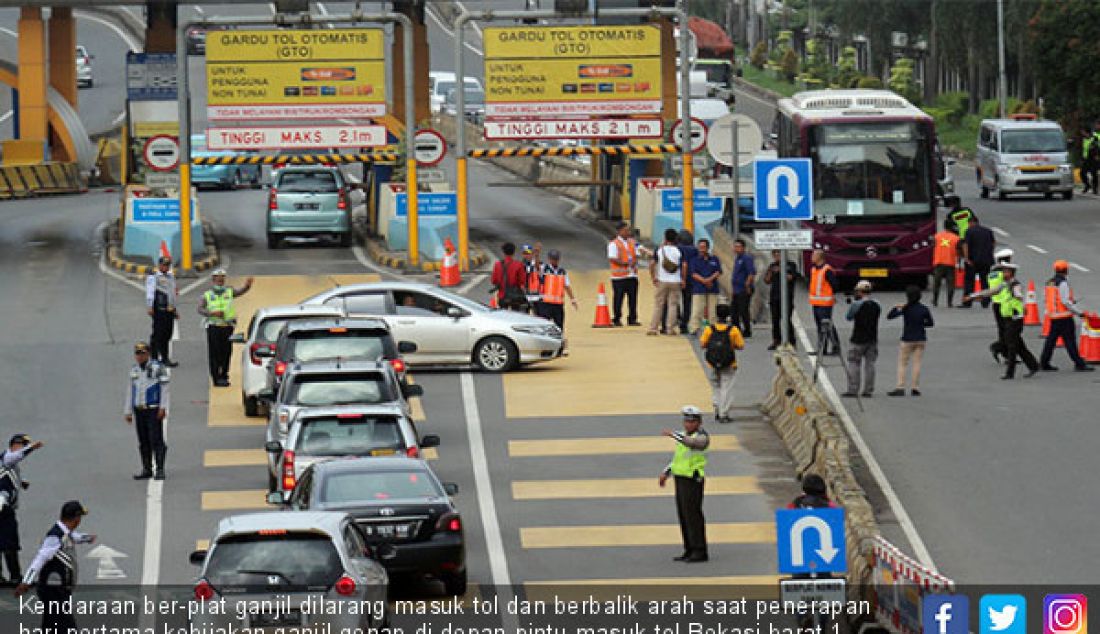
[277,457,465,596]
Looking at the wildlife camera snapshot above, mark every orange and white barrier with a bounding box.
[1080,313,1100,363]
[870,536,956,634]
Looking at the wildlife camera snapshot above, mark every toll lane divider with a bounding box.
[870,536,955,634]
[104,220,220,276]
[0,162,86,199]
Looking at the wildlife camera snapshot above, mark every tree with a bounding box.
[889,57,920,104]
[835,46,860,88]
[750,41,768,70]
[1029,0,1100,125]
[781,48,800,82]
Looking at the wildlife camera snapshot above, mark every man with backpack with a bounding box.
[648,229,685,336]
[490,242,527,311]
[700,304,745,423]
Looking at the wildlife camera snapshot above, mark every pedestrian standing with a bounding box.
[765,250,799,350]
[841,280,881,398]
[961,218,996,308]
[1039,260,1096,373]
[688,239,722,334]
[700,304,744,423]
[930,224,960,307]
[521,244,542,313]
[1080,128,1096,194]
[490,242,527,311]
[0,434,43,585]
[966,263,1039,379]
[808,249,838,355]
[198,268,253,387]
[14,501,96,633]
[677,230,697,334]
[887,286,935,396]
[659,406,709,563]
[729,239,756,337]
[1090,122,1100,194]
[648,229,684,336]
[125,342,170,480]
[145,256,178,367]
[535,250,578,329]
[607,223,640,327]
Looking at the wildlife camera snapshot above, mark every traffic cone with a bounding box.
[1083,313,1100,363]
[954,262,965,289]
[158,239,171,263]
[488,294,499,309]
[592,282,612,328]
[1023,279,1040,326]
[439,237,461,287]
[972,274,982,296]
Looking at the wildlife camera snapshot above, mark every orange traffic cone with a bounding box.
[972,274,982,296]
[488,294,499,309]
[1023,279,1040,326]
[158,239,171,262]
[439,237,461,287]
[954,263,965,289]
[592,282,612,328]
[1083,313,1100,363]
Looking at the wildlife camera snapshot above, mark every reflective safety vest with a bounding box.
[999,280,1025,319]
[809,265,835,307]
[609,237,637,278]
[204,288,236,326]
[988,270,1010,305]
[669,432,707,478]
[951,208,974,238]
[541,270,566,305]
[525,264,542,297]
[932,231,959,267]
[1049,276,1074,320]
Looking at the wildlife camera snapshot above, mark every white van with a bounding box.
[429,71,483,114]
[976,115,1073,200]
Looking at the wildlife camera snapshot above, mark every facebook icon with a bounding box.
[923,595,970,634]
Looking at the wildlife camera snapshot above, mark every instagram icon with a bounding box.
[1045,595,1088,634]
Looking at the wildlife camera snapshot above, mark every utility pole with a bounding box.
[996,0,1008,117]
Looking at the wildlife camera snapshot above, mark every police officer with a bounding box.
[14,501,95,633]
[125,342,170,480]
[988,249,1014,363]
[0,434,43,585]
[943,195,979,239]
[966,263,1039,379]
[1040,260,1096,372]
[145,256,178,367]
[659,406,710,563]
[197,268,253,387]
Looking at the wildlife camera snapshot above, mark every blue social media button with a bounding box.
[924,595,970,634]
[981,595,1026,634]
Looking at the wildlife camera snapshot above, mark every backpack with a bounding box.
[704,325,736,369]
[660,246,680,274]
[497,260,527,309]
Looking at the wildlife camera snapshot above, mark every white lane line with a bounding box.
[1026,244,1048,254]
[178,275,208,297]
[792,312,937,570]
[98,256,146,292]
[141,479,164,585]
[460,372,512,587]
[992,226,1010,238]
[457,273,487,296]
[72,12,141,51]
[351,244,405,281]
[1071,262,1090,273]
[0,111,11,124]
[426,3,484,58]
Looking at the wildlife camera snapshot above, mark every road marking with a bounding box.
[793,312,937,569]
[521,522,775,548]
[1027,244,1048,254]
[425,1,485,58]
[0,111,10,124]
[992,226,1010,238]
[457,273,487,296]
[1071,262,1090,273]
[461,372,510,584]
[351,244,401,279]
[88,544,128,580]
[98,254,146,292]
[508,435,740,457]
[512,475,761,500]
[202,489,268,511]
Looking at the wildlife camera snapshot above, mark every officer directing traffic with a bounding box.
[14,501,96,634]
[145,256,178,367]
[125,342,170,480]
[659,406,710,563]
[0,434,43,585]
[967,263,1039,379]
[197,268,253,387]
[1040,260,1095,372]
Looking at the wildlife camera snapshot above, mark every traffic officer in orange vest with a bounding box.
[607,222,641,327]
[1039,260,1095,372]
[535,249,578,329]
[808,249,838,355]
[930,224,960,307]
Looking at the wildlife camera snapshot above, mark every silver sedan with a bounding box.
[301,282,565,372]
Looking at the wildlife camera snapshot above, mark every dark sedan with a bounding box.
[274,457,465,596]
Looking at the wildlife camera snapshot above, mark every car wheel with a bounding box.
[979,186,989,199]
[338,232,352,248]
[441,570,467,597]
[474,336,518,372]
[1063,190,1074,200]
[998,189,1008,201]
[267,233,280,249]
[243,394,260,417]
[267,469,277,493]
[1044,192,1054,200]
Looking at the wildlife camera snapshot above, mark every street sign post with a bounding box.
[413,129,447,167]
[143,135,180,172]
[709,113,763,239]
[671,117,707,154]
[779,578,847,605]
[754,229,813,250]
[775,507,847,575]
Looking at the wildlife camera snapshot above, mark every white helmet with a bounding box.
[994,248,1014,261]
[680,405,703,419]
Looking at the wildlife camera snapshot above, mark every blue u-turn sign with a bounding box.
[775,507,846,574]
[753,158,813,221]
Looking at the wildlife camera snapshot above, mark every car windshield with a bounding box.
[205,533,341,589]
[1001,129,1066,153]
[288,373,391,406]
[289,333,387,362]
[322,469,443,504]
[811,121,932,218]
[278,171,339,193]
[295,416,405,456]
[259,319,290,344]
[698,62,732,85]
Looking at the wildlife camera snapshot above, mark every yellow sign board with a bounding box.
[205,28,386,120]
[483,26,662,117]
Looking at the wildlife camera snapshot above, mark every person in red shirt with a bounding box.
[490,242,527,310]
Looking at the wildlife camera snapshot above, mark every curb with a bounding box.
[361,234,489,273]
[105,222,220,277]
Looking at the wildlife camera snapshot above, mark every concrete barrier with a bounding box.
[0,162,85,198]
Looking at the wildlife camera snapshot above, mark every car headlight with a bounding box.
[512,324,562,338]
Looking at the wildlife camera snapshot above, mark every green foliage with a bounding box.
[834,46,860,89]
[978,97,1022,119]
[857,76,882,89]
[742,63,800,97]
[934,92,970,125]
[888,57,920,104]
[1029,0,1100,124]
[750,41,768,70]
[780,48,800,82]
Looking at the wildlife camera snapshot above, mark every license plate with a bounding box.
[859,268,889,278]
[369,448,396,456]
[294,203,320,210]
[1028,183,1050,192]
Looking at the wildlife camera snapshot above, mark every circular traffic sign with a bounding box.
[671,117,708,154]
[707,113,763,166]
[413,129,447,166]
[143,135,180,172]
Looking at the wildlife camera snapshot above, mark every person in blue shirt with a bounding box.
[688,239,722,334]
[730,239,756,337]
[887,286,935,396]
[676,230,697,334]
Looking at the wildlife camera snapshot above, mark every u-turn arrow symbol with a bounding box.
[789,515,840,566]
[766,165,804,211]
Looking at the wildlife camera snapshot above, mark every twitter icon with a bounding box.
[981,595,1027,634]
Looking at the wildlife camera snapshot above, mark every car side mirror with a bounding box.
[228,333,245,344]
[265,441,282,453]
[420,434,441,449]
[443,482,459,496]
[946,158,957,167]
[189,549,207,566]
[402,383,424,399]
[266,492,286,506]
[375,543,397,561]
[254,347,275,358]
[397,341,417,354]
[447,307,464,319]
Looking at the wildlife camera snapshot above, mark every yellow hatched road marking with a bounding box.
[203,447,437,467]
[407,375,426,421]
[508,435,740,457]
[201,489,268,511]
[196,540,209,551]
[521,522,775,549]
[512,476,761,500]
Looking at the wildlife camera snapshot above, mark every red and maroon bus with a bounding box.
[774,90,937,286]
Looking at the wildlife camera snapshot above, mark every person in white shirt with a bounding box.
[649,228,685,336]
[607,222,641,326]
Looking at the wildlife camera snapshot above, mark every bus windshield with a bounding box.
[811,122,931,219]
[1001,129,1065,153]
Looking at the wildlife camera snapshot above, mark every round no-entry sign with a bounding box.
[143,135,180,172]
[671,117,708,154]
[413,129,447,166]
